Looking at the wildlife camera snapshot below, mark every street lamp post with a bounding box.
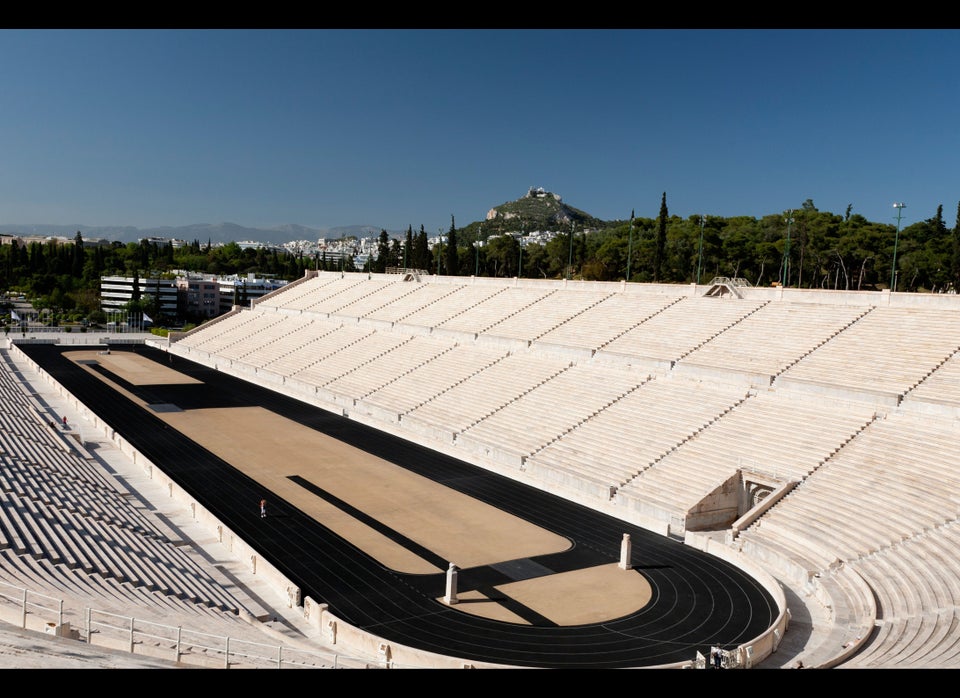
[781,210,795,288]
[696,215,705,285]
[518,225,523,278]
[567,223,574,280]
[891,202,907,291]
[626,214,634,282]
[475,225,481,276]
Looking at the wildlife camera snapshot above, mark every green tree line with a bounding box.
[0,234,355,325]
[371,198,960,294]
[4,196,960,327]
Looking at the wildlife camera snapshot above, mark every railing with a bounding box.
[84,609,357,669]
[706,277,753,288]
[0,579,380,669]
[0,581,64,631]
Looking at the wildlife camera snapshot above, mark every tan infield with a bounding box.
[64,349,652,625]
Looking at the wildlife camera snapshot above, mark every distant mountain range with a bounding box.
[0,222,395,246]
[0,188,612,246]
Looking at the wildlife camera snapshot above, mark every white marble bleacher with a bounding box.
[0,543,308,669]
[0,356,266,618]
[1,424,74,473]
[252,316,347,378]
[175,310,276,355]
[325,276,437,320]
[0,452,167,541]
[264,321,371,381]
[0,419,126,498]
[293,328,412,388]
[8,475,227,611]
[209,311,290,361]
[402,351,572,443]
[323,333,458,402]
[394,283,507,331]
[0,409,52,446]
[616,391,877,518]
[362,282,469,325]
[479,288,613,345]
[738,412,960,581]
[0,360,36,400]
[0,458,253,619]
[921,523,960,613]
[0,488,45,557]
[882,544,956,666]
[900,347,960,415]
[0,387,45,427]
[297,276,403,317]
[909,524,960,666]
[594,296,769,368]
[923,615,960,667]
[56,501,240,609]
[0,511,243,622]
[674,301,871,384]
[252,273,326,311]
[435,285,556,338]
[524,377,748,498]
[533,293,684,357]
[357,344,509,424]
[775,306,960,401]
[254,273,350,312]
[844,540,960,668]
[847,552,926,666]
[228,314,318,369]
[454,362,652,468]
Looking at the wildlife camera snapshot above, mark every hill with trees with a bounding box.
[2,193,959,330]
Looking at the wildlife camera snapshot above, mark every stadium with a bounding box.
[1,269,959,669]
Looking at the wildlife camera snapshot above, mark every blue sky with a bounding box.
[0,28,957,235]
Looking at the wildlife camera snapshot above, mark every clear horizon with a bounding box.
[1,29,956,235]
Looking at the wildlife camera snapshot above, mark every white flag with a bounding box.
[10,311,19,322]
[142,313,152,324]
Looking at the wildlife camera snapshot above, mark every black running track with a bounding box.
[18,343,778,669]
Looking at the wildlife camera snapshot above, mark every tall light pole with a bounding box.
[696,214,705,285]
[567,223,574,280]
[781,210,794,288]
[475,225,481,276]
[626,213,634,282]
[891,202,907,291]
[518,225,523,278]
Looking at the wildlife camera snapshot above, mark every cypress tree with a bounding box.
[445,215,458,276]
[952,201,960,291]
[404,225,413,270]
[654,192,668,282]
[415,226,429,270]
